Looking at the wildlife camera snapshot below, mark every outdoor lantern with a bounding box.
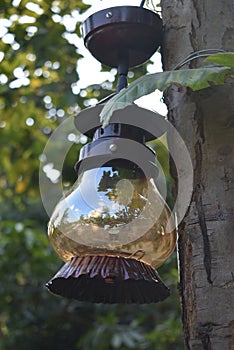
[46,4,177,303]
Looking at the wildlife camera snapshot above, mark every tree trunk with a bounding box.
[161,1,234,349]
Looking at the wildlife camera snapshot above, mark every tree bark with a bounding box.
[161,1,234,349]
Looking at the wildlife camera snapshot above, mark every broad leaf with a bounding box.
[100,66,230,127]
[205,52,234,68]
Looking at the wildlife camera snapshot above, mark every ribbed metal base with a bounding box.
[46,255,170,304]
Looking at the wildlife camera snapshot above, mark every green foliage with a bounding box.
[100,66,231,127]
[148,134,174,209]
[205,52,234,68]
[0,1,183,349]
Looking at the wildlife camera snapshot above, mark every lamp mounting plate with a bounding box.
[81,6,163,68]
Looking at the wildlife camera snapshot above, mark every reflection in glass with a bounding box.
[48,163,176,268]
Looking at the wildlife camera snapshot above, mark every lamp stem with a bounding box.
[116,56,129,93]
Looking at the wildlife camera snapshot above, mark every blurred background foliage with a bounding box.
[0,0,183,349]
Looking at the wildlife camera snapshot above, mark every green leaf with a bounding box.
[205,52,234,68]
[100,66,230,127]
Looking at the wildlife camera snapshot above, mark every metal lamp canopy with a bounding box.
[81,6,163,68]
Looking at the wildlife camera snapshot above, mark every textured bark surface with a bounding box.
[161,1,234,349]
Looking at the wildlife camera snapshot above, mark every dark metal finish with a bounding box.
[93,124,147,143]
[74,104,165,141]
[117,58,129,92]
[46,255,170,304]
[81,6,163,68]
[74,136,158,179]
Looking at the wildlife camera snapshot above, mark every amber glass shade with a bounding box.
[48,164,176,268]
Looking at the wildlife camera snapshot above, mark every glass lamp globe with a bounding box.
[46,160,177,303]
